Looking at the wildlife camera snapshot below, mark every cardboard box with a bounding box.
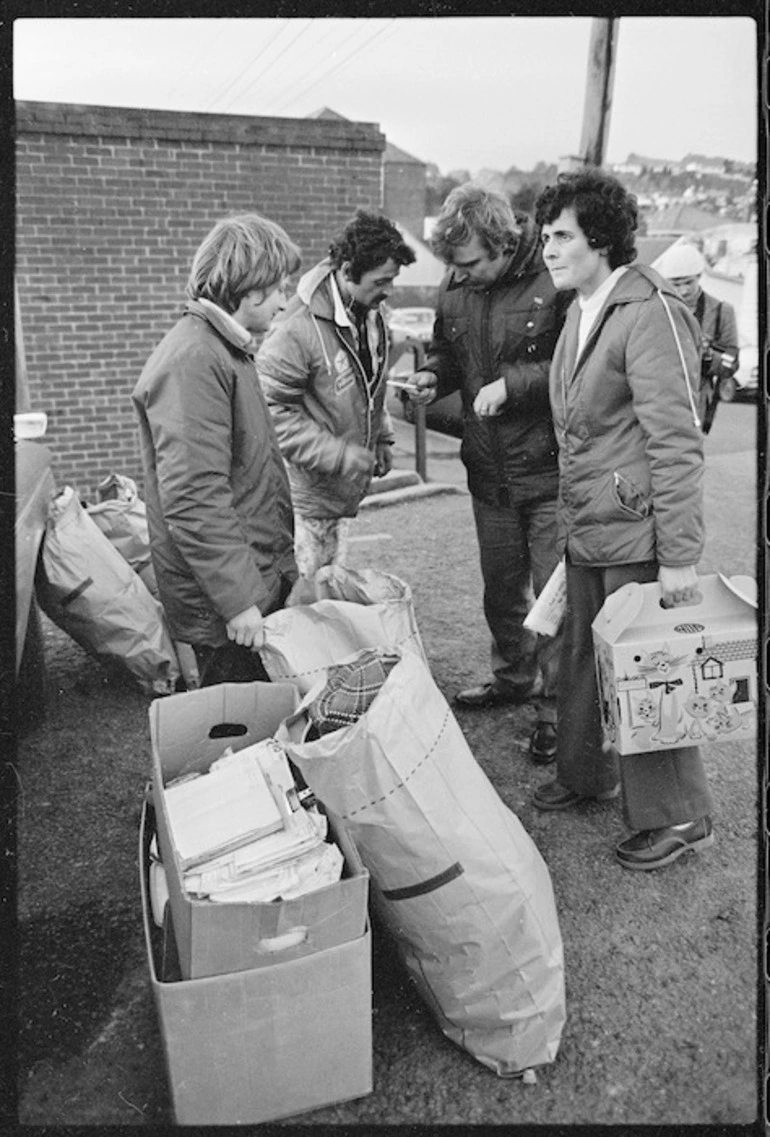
[140,802,373,1126]
[150,681,369,978]
[592,573,757,756]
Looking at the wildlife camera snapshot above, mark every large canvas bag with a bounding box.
[37,487,181,695]
[260,566,425,696]
[277,647,566,1076]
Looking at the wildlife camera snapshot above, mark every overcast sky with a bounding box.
[13,16,758,175]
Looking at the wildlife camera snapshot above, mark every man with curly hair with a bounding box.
[257,210,415,577]
[408,184,571,764]
[532,168,713,872]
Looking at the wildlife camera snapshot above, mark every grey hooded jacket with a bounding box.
[550,264,705,569]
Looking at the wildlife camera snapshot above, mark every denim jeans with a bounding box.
[471,494,561,721]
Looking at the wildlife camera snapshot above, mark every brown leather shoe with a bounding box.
[454,678,542,708]
[615,816,714,871]
[533,779,620,811]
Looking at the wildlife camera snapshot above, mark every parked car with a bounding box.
[730,342,759,401]
[387,306,435,348]
[386,307,464,436]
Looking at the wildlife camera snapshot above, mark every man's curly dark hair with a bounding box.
[535,169,638,269]
[328,209,415,281]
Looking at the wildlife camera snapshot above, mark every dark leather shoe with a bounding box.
[529,722,557,764]
[455,678,542,708]
[615,816,714,871]
[533,779,620,811]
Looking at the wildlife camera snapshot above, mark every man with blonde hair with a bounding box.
[408,184,571,763]
[133,212,301,686]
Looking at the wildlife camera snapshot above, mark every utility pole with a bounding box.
[559,18,619,173]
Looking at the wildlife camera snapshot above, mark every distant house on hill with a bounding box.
[681,153,733,176]
[624,152,682,174]
[309,107,427,241]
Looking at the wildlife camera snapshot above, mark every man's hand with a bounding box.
[374,440,393,478]
[473,378,508,418]
[226,604,264,649]
[341,443,376,479]
[405,370,438,406]
[658,565,700,608]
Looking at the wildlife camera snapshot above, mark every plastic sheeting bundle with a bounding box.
[37,486,181,695]
[277,647,566,1076]
[260,566,426,695]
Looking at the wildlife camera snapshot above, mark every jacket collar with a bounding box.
[296,258,386,334]
[601,262,683,307]
[186,298,254,353]
[296,258,343,322]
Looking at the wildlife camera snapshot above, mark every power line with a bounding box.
[257,20,372,116]
[267,19,397,117]
[203,19,293,113]
[215,19,316,115]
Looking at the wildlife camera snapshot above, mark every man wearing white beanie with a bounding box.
[653,242,740,433]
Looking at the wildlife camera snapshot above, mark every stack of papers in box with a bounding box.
[164,739,344,904]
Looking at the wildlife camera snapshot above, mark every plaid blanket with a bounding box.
[306,648,400,737]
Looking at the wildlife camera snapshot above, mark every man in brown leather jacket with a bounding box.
[409,184,571,763]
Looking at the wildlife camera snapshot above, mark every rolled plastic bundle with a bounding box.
[277,647,566,1076]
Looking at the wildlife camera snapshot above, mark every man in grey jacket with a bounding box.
[133,213,301,687]
[258,210,415,578]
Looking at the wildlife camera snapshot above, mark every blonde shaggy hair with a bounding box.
[187,213,301,313]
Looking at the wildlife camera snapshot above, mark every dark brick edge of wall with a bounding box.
[16,101,386,152]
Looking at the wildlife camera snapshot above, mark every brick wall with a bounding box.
[15,102,385,500]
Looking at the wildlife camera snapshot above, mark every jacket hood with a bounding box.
[603,263,683,307]
[295,258,338,318]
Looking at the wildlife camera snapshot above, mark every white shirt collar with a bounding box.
[578,266,629,313]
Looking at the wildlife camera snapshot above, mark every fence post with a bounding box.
[409,339,428,481]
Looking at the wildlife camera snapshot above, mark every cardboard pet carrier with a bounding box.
[592,573,757,756]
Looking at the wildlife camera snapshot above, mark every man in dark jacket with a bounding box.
[409,184,571,763]
[132,213,301,687]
